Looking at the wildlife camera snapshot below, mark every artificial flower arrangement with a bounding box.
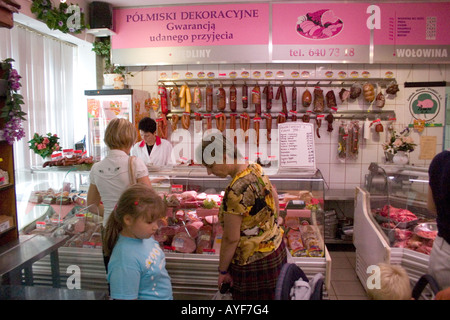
[31,0,88,34]
[383,128,417,154]
[28,132,61,159]
[0,58,26,145]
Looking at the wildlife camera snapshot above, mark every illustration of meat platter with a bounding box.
[296,9,343,40]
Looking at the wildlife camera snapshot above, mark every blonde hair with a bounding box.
[104,118,137,150]
[103,184,166,256]
[368,263,412,300]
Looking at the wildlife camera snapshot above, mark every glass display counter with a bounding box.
[15,165,330,299]
[354,163,436,299]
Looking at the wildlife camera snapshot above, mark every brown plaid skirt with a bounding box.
[229,241,287,300]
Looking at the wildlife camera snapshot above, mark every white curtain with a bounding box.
[0,24,76,169]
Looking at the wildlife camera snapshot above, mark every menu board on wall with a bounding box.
[278,122,316,171]
[111,3,270,65]
[373,2,450,64]
[271,3,371,63]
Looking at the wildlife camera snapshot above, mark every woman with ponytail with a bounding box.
[104,184,172,300]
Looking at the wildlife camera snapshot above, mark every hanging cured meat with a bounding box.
[325,113,334,132]
[339,88,350,102]
[313,87,324,113]
[302,88,312,108]
[363,83,376,102]
[386,82,400,95]
[325,90,337,110]
[350,83,362,99]
[376,90,385,108]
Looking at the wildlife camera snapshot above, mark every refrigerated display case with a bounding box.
[354,163,436,298]
[16,165,330,299]
[149,166,330,299]
[85,89,149,162]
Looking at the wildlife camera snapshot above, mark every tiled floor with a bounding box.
[328,250,369,300]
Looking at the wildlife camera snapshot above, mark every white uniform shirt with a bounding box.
[89,149,149,226]
[130,136,174,166]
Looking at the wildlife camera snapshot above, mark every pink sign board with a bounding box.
[112,3,270,49]
[374,2,450,46]
[272,3,371,62]
[373,2,450,63]
[272,3,371,45]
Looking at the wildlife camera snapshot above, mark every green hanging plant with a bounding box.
[31,0,88,34]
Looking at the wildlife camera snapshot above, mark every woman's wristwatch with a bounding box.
[218,268,228,275]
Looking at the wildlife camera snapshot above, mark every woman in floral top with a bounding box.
[197,133,286,300]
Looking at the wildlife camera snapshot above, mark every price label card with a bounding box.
[278,122,316,170]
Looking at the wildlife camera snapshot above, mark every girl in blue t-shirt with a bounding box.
[103,184,173,300]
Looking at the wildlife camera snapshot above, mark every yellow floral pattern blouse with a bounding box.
[219,164,283,265]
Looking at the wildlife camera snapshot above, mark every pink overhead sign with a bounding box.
[112,3,270,49]
[271,3,371,62]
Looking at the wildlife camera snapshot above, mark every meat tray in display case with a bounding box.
[150,166,330,300]
[354,163,436,299]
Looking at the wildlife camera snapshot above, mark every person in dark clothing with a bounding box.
[427,150,450,290]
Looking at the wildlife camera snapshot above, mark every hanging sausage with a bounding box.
[216,85,226,111]
[264,113,272,142]
[252,85,262,115]
[158,86,169,115]
[215,113,226,132]
[193,85,202,109]
[242,83,248,109]
[253,116,261,146]
[181,112,190,130]
[263,83,273,111]
[229,84,237,112]
[170,86,179,107]
[194,113,202,133]
[170,114,179,132]
[291,84,297,111]
[206,85,213,112]
[240,113,250,142]
[276,84,288,115]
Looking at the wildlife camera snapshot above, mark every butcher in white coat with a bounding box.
[131,117,174,166]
